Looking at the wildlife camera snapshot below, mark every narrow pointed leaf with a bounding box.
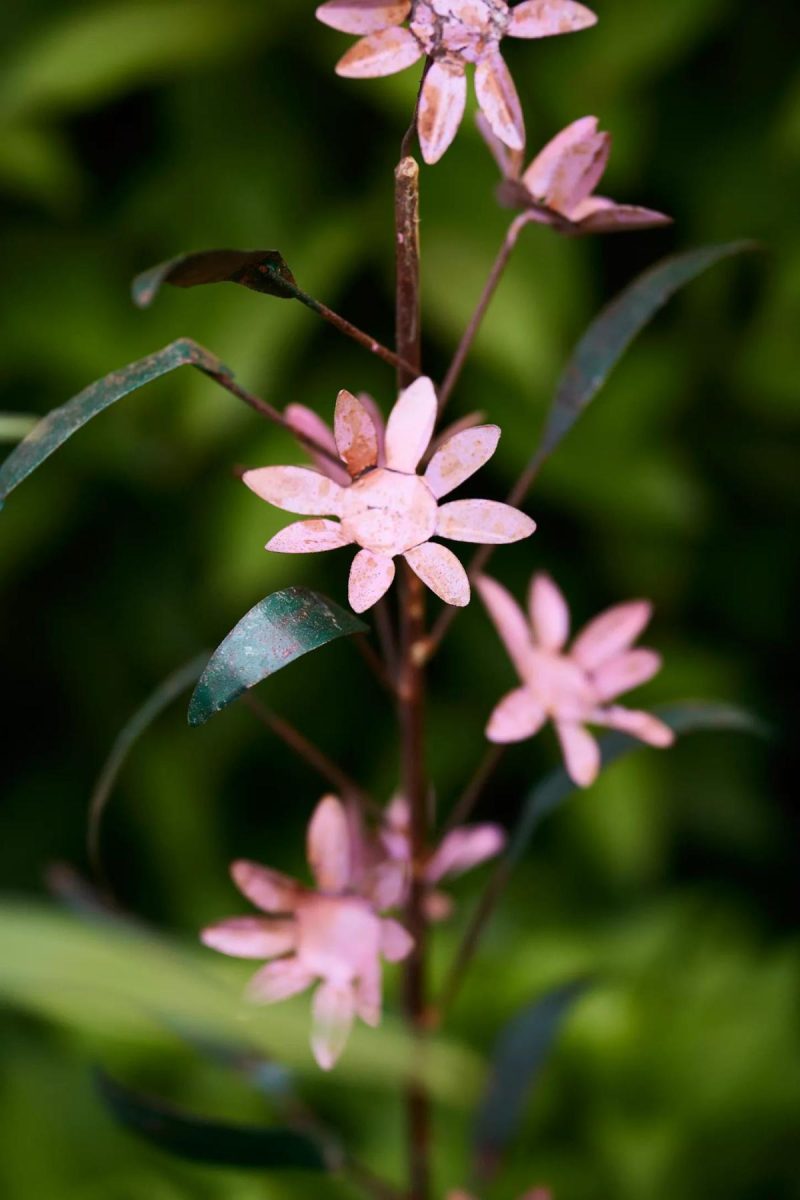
[97,1070,328,1170]
[537,241,759,461]
[0,339,232,505]
[508,701,766,866]
[88,655,209,871]
[133,249,299,308]
[0,414,37,443]
[188,587,367,726]
[473,980,588,1178]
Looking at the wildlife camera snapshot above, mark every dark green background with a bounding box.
[1,1,798,1197]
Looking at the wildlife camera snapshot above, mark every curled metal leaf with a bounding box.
[133,248,299,308]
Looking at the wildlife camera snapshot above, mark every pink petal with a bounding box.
[592,649,662,702]
[436,498,536,544]
[266,519,352,553]
[354,961,382,1026]
[311,981,355,1069]
[307,795,351,893]
[507,0,598,38]
[384,376,437,473]
[417,59,467,164]
[476,111,524,179]
[486,686,546,743]
[522,116,600,202]
[424,890,454,922]
[366,860,408,910]
[475,50,524,152]
[243,465,344,516]
[316,0,410,35]
[475,574,532,679]
[380,917,414,962]
[424,424,501,499]
[335,26,422,78]
[247,957,314,1003]
[201,916,296,960]
[231,860,302,913]
[348,548,396,612]
[528,573,570,651]
[404,542,470,607]
[571,600,653,671]
[285,403,351,486]
[594,705,675,747]
[426,825,505,883]
[523,120,610,214]
[358,392,387,464]
[431,410,486,454]
[574,199,673,234]
[555,721,601,787]
[334,388,380,477]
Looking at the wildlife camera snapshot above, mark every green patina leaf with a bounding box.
[188,587,367,727]
[132,248,299,308]
[538,241,759,461]
[0,339,232,505]
[507,701,766,867]
[96,1070,328,1170]
[473,979,588,1178]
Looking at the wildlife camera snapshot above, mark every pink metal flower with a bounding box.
[477,572,674,787]
[316,1,597,164]
[478,113,673,235]
[379,794,505,919]
[201,795,413,1070]
[245,378,535,612]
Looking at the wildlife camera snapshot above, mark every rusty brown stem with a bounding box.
[400,59,433,160]
[437,211,537,414]
[444,744,506,833]
[291,284,420,380]
[395,152,431,1200]
[243,694,380,816]
[354,631,397,696]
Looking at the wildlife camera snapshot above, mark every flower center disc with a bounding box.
[340,468,437,556]
[410,0,510,63]
[525,648,596,719]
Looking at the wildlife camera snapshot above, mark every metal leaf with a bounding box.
[507,701,766,868]
[0,339,232,505]
[133,248,299,308]
[96,1070,328,1170]
[473,980,588,1178]
[188,587,367,727]
[537,241,759,462]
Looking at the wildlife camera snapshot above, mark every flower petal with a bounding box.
[475,574,532,679]
[522,116,599,200]
[426,825,505,883]
[247,957,314,1003]
[574,199,673,234]
[334,388,380,477]
[380,917,414,962]
[508,0,598,38]
[476,111,524,179]
[417,59,467,164]
[366,860,408,910]
[307,795,351,893]
[486,686,546,743]
[523,119,609,213]
[285,403,351,485]
[349,548,396,612]
[475,50,524,152]
[404,542,470,606]
[201,916,297,959]
[384,376,438,472]
[528,572,570,651]
[555,721,600,787]
[424,890,454,921]
[571,600,653,670]
[243,465,344,516]
[266,519,352,553]
[358,391,387,463]
[335,26,422,78]
[231,860,303,912]
[436,498,535,544]
[311,981,355,1069]
[592,649,662,702]
[316,0,411,35]
[593,705,675,747]
[354,960,383,1026]
[424,425,501,499]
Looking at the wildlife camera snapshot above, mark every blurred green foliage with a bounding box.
[0,1,798,1198]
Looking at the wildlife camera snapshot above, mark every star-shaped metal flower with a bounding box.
[478,113,673,235]
[478,571,674,786]
[244,377,535,612]
[316,0,597,163]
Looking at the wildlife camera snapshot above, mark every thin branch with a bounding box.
[444,744,506,833]
[437,211,538,414]
[290,283,421,380]
[395,156,422,390]
[354,632,396,696]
